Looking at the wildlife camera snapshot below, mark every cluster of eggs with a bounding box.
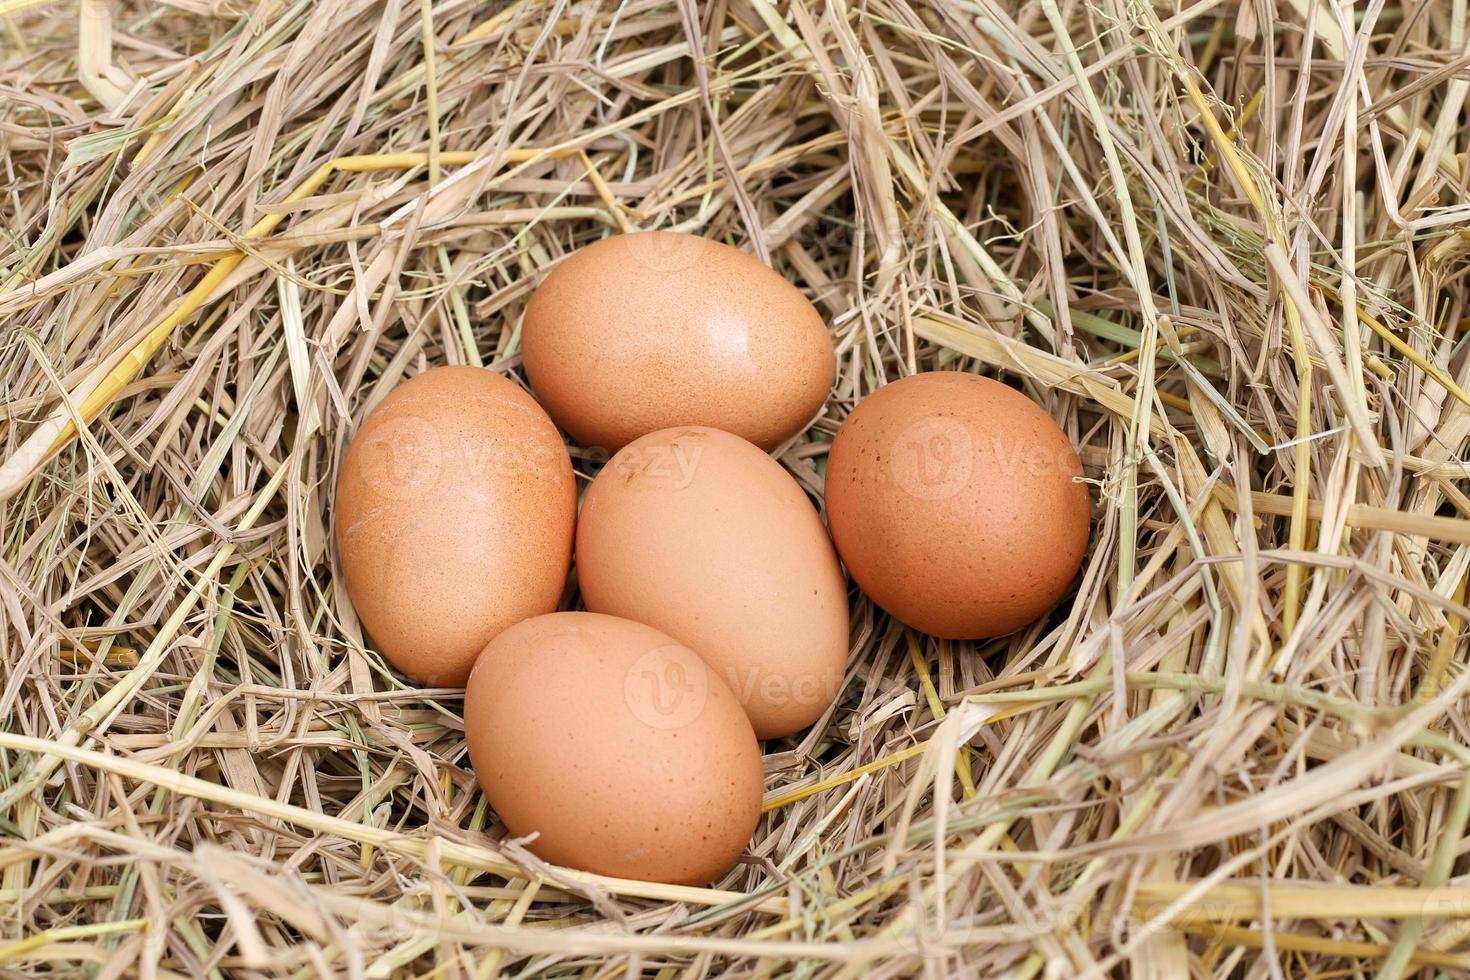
[333,232,1090,886]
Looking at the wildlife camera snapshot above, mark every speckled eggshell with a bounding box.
[521,232,834,452]
[334,366,576,686]
[824,372,1090,639]
[576,426,849,739]
[464,612,763,885]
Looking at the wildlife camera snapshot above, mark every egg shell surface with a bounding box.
[464,612,763,885]
[576,426,849,739]
[521,231,834,451]
[334,366,576,686]
[824,372,1090,639]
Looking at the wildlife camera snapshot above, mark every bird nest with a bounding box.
[3,0,1470,976]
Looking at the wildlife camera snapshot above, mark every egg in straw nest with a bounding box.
[4,1,1470,977]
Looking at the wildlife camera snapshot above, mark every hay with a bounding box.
[2,0,1470,975]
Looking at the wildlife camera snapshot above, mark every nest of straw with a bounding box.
[4,0,1470,975]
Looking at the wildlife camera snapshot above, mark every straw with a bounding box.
[3,0,1470,974]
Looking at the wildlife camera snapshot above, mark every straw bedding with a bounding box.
[4,0,1470,976]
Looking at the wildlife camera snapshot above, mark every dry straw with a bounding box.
[2,0,1470,976]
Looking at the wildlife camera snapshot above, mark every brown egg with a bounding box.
[577,426,849,739]
[334,366,576,686]
[464,612,763,885]
[521,232,834,452]
[824,372,1090,639]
